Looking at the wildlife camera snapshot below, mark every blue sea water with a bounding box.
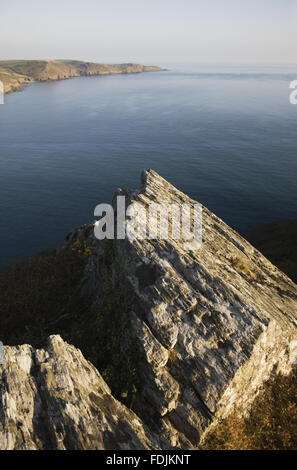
[0,63,297,265]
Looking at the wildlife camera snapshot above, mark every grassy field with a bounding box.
[0,61,33,93]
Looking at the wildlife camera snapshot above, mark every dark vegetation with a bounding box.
[0,236,140,408]
[84,239,141,407]
[0,245,87,347]
[247,220,297,284]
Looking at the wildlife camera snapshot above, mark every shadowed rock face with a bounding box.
[0,170,296,450]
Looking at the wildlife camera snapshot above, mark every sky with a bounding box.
[0,0,296,65]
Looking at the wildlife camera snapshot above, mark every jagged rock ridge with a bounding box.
[0,335,164,450]
[0,170,296,450]
[82,170,297,446]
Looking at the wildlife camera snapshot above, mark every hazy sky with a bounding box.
[0,0,296,64]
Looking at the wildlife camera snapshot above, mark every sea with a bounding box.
[0,63,297,265]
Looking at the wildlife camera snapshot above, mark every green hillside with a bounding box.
[0,59,163,94]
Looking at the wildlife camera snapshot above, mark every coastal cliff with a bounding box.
[0,60,164,94]
[0,170,296,450]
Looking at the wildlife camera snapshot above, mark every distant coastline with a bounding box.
[0,59,165,94]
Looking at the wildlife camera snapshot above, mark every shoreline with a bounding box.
[0,59,166,95]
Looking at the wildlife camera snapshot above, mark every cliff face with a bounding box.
[0,170,296,450]
[0,60,164,94]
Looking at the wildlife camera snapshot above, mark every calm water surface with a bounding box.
[0,64,297,265]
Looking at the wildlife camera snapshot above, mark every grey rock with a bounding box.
[85,169,297,447]
[0,335,164,450]
[1,169,296,450]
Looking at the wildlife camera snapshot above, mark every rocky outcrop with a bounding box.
[0,335,164,450]
[0,170,296,450]
[82,170,297,447]
[0,60,164,94]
